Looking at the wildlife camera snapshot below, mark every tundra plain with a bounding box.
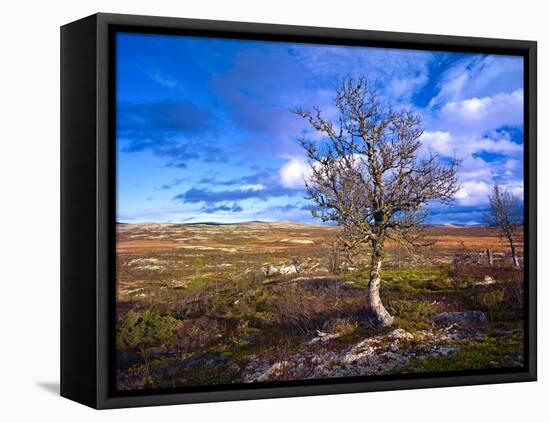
[115,222,525,390]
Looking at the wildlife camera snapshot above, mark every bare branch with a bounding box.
[485,184,522,268]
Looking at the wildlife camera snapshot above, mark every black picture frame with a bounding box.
[61,12,537,409]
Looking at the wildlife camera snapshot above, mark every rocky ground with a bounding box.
[244,323,506,382]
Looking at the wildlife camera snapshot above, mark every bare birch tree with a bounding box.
[485,184,522,268]
[295,77,459,326]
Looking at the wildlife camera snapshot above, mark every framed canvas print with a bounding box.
[61,13,537,409]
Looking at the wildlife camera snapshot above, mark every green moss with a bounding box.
[382,267,452,292]
[387,299,439,319]
[410,335,524,372]
[349,266,453,293]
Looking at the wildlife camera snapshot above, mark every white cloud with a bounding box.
[419,57,524,214]
[419,131,523,209]
[504,159,520,171]
[421,130,522,159]
[454,179,524,208]
[238,184,265,192]
[455,181,492,207]
[429,55,523,108]
[279,158,311,189]
[420,131,454,156]
[458,156,493,181]
[438,90,523,135]
[505,181,524,200]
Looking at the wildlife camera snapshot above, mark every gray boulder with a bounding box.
[433,311,488,325]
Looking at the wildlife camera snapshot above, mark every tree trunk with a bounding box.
[367,242,393,327]
[509,238,520,268]
[486,248,493,267]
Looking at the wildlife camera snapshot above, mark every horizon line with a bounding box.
[116,219,490,227]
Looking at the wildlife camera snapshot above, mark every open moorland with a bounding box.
[115,222,524,390]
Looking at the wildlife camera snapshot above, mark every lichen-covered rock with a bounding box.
[262,263,299,276]
[243,327,464,383]
[473,276,496,288]
[387,328,415,340]
[279,264,299,275]
[433,311,488,325]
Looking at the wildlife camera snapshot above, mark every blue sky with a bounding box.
[116,32,524,225]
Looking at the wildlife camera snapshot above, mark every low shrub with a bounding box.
[187,275,209,291]
[325,318,359,337]
[387,299,439,321]
[176,316,225,351]
[451,260,523,286]
[503,280,524,311]
[117,308,180,349]
[268,292,320,335]
[474,290,505,321]
[469,280,524,322]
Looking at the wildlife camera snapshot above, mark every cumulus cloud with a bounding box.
[455,181,492,206]
[437,90,523,135]
[420,131,454,156]
[458,156,494,181]
[421,130,522,159]
[455,179,524,208]
[420,130,523,209]
[421,84,524,204]
[279,158,311,189]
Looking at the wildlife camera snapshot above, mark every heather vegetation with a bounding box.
[115,222,524,390]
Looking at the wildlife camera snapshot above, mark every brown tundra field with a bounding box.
[115,221,524,390]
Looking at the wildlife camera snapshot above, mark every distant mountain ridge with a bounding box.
[183,220,270,226]
[432,222,485,228]
[117,220,275,226]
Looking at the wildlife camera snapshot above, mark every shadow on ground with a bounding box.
[36,381,60,396]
